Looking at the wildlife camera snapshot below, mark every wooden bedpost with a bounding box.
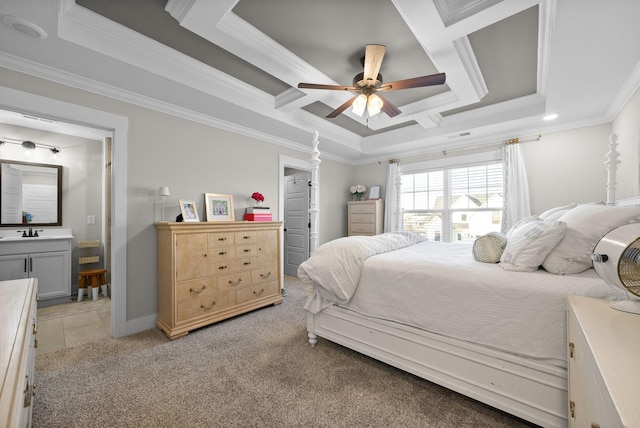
[605,133,620,206]
[309,130,321,254]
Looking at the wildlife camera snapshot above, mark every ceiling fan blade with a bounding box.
[376,94,402,117]
[363,44,386,85]
[298,83,355,91]
[379,72,446,91]
[327,96,358,118]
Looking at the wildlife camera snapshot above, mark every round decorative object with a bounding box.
[592,223,640,313]
[472,232,507,263]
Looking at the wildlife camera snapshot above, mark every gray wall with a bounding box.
[0,68,353,327]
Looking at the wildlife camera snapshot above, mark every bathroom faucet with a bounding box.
[18,227,40,238]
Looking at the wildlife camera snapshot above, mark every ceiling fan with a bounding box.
[298,44,446,119]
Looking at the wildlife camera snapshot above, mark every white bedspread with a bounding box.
[300,238,628,365]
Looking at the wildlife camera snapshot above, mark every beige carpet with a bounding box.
[34,276,536,428]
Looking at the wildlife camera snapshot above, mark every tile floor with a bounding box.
[36,295,111,355]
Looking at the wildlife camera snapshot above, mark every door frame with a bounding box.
[0,85,129,338]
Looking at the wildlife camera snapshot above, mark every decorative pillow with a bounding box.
[505,215,539,237]
[542,204,640,274]
[472,232,507,263]
[499,220,567,272]
[538,203,577,221]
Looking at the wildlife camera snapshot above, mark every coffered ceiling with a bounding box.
[0,0,639,163]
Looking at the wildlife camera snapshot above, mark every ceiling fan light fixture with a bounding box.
[367,94,383,116]
[352,94,367,116]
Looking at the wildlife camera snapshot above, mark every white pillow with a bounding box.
[500,220,567,272]
[505,215,539,237]
[542,204,640,274]
[538,203,577,221]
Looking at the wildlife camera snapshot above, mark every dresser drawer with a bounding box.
[251,266,278,284]
[209,231,235,246]
[176,277,218,302]
[237,281,279,305]
[235,244,257,257]
[350,223,376,233]
[177,291,236,322]
[350,213,374,223]
[349,203,375,214]
[235,231,257,244]
[217,271,252,292]
[211,257,258,274]
[209,246,235,261]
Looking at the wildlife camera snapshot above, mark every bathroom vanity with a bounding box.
[0,228,73,305]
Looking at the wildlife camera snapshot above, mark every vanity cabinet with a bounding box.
[0,278,38,428]
[0,238,72,302]
[155,221,283,340]
[567,295,640,427]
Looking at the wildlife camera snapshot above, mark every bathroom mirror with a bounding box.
[0,160,62,226]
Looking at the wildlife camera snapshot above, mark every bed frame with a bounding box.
[304,134,638,427]
[307,306,567,427]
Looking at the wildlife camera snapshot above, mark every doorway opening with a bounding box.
[279,155,312,278]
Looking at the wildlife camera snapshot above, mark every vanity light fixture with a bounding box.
[158,186,170,221]
[0,137,62,159]
[22,140,36,157]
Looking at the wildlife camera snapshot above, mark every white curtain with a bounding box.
[502,143,531,232]
[384,161,402,232]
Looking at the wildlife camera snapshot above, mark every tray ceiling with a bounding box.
[0,0,639,163]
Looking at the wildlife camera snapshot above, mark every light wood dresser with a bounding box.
[567,295,640,427]
[155,221,283,340]
[0,278,38,428]
[348,200,384,236]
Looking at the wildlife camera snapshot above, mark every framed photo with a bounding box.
[204,193,235,222]
[179,199,200,222]
[368,185,381,200]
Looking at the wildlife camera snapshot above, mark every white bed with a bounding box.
[299,201,640,427]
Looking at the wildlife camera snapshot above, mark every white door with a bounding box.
[284,173,310,276]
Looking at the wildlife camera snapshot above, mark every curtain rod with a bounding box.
[391,134,542,163]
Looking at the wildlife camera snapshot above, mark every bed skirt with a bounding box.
[307,305,567,427]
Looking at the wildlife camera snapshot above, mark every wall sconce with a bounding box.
[50,147,60,162]
[158,186,170,221]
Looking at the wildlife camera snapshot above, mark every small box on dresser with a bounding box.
[155,221,283,340]
[567,295,640,427]
[348,200,384,236]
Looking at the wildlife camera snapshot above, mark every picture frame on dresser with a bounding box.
[204,193,235,222]
[368,185,381,200]
[178,199,200,222]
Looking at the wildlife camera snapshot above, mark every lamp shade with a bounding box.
[158,186,170,197]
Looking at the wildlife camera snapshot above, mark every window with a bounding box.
[401,162,503,242]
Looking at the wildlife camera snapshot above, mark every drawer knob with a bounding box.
[218,251,227,255]
[243,235,251,240]
[228,278,242,286]
[189,285,207,294]
[201,301,217,311]
[569,342,574,359]
[260,272,271,279]
[218,237,227,241]
[244,261,251,266]
[33,323,38,335]
[243,249,251,253]
[218,265,227,270]
[253,288,265,297]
